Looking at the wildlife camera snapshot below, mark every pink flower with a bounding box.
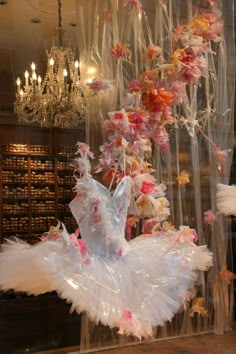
[204,210,216,224]
[179,55,206,84]
[87,78,113,95]
[84,258,92,265]
[75,142,94,159]
[122,309,132,319]
[105,10,112,22]
[170,81,187,105]
[77,239,89,257]
[69,229,80,245]
[118,248,123,257]
[152,127,169,152]
[146,44,162,60]
[128,79,142,94]
[39,235,47,241]
[111,43,131,59]
[141,181,155,194]
[108,109,131,134]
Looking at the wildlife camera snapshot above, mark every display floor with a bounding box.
[35,324,236,354]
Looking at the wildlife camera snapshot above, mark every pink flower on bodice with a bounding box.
[77,239,89,257]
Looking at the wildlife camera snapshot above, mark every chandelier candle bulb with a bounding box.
[38,76,42,91]
[49,58,54,80]
[74,60,79,69]
[31,62,36,75]
[32,72,37,94]
[74,60,79,77]
[16,78,21,94]
[20,89,24,102]
[49,58,54,66]
[63,69,68,91]
[24,71,29,89]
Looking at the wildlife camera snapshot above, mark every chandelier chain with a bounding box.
[58,0,62,28]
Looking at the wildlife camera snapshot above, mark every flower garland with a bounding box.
[96,0,235,313]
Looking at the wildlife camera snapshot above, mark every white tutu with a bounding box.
[216,183,236,216]
[0,173,213,339]
[0,231,212,339]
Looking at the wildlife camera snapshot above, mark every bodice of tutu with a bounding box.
[69,175,131,256]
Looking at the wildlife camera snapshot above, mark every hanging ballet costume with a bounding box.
[0,152,213,339]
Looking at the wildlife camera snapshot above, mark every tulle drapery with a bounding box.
[75,0,235,352]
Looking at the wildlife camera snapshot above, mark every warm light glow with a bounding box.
[74,60,79,68]
[87,67,96,75]
[16,78,21,86]
[38,76,42,83]
[31,62,36,71]
[20,89,24,96]
[63,69,68,77]
[24,71,29,79]
[32,73,37,80]
[49,58,54,66]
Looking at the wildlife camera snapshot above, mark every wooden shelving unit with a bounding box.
[0,124,85,243]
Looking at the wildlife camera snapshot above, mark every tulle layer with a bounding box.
[216,183,236,216]
[48,236,212,338]
[0,233,212,339]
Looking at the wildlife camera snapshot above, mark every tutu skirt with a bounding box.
[0,232,212,339]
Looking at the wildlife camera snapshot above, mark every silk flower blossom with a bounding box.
[87,78,113,95]
[136,194,170,220]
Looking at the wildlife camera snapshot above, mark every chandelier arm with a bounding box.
[58,0,63,46]
[58,0,62,27]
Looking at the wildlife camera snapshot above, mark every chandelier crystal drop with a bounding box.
[14,0,86,128]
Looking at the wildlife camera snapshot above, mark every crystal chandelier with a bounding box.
[14,0,85,129]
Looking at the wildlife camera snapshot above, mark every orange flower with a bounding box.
[189,16,210,37]
[189,297,208,317]
[115,136,129,149]
[163,63,177,79]
[103,169,115,185]
[140,70,159,90]
[176,170,191,185]
[142,89,173,113]
[111,42,131,59]
[171,48,185,66]
[136,194,156,218]
[127,215,138,228]
[219,266,236,284]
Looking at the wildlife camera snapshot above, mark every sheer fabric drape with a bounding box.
[75,1,235,352]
